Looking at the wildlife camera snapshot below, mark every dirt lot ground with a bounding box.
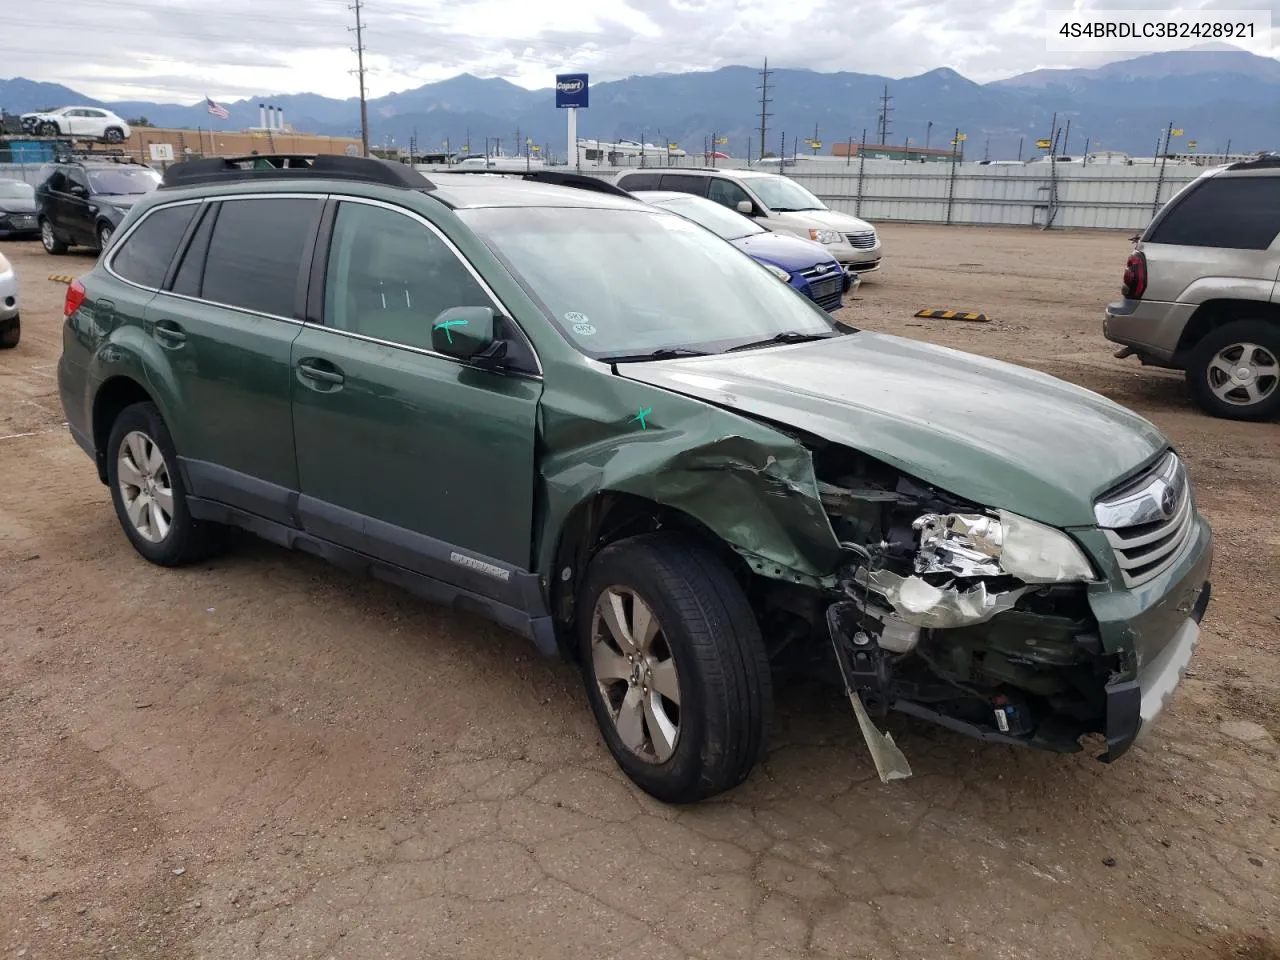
[1,224,1277,960]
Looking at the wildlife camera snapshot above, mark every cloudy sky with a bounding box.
[1,0,1276,103]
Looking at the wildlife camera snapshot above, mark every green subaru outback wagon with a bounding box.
[58,155,1213,802]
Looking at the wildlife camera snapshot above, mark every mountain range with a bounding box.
[2,48,1278,159]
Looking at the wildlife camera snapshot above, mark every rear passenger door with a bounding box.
[289,197,542,591]
[143,194,324,523]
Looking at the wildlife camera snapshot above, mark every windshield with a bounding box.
[459,206,838,358]
[650,195,765,241]
[0,181,34,200]
[87,167,161,196]
[748,176,827,212]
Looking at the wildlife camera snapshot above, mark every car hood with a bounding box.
[0,198,37,214]
[94,195,142,208]
[773,208,874,233]
[614,332,1167,528]
[732,232,842,272]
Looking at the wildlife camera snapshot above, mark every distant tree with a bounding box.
[127,116,153,127]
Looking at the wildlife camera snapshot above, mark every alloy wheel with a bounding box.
[1206,341,1279,408]
[590,586,682,763]
[40,221,55,251]
[117,430,175,543]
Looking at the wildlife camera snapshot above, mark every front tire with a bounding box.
[38,121,59,137]
[40,219,68,255]
[1186,319,1280,421]
[106,402,225,566]
[577,532,772,803]
[0,315,18,349]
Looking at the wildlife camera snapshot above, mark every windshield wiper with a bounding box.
[600,347,710,363]
[726,331,837,353]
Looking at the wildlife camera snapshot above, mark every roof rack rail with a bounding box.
[1226,152,1280,171]
[445,168,633,198]
[52,149,146,166]
[159,153,435,190]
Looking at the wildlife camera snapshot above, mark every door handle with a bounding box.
[152,319,186,347]
[296,358,345,388]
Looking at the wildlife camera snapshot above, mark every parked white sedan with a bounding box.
[19,106,131,143]
[0,250,18,348]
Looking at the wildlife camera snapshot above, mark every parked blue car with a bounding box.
[630,190,856,312]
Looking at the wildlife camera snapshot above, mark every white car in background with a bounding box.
[19,106,131,143]
[0,249,19,348]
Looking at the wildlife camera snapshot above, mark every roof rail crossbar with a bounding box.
[445,168,633,198]
[159,153,435,190]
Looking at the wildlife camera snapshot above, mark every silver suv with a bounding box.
[1104,155,1280,421]
[614,168,883,278]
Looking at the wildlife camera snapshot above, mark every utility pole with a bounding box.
[1017,136,1024,162]
[983,137,990,162]
[349,0,370,157]
[926,120,932,150]
[757,57,773,162]
[811,122,819,155]
[876,85,893,145]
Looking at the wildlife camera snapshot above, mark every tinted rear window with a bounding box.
[659,174,710,196]
[200,197,323,317]
[1148,175,1280,250]
[110,204,197,289]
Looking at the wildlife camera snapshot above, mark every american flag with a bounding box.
[205,96,230,120]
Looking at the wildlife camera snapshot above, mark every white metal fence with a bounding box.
[4,155,1210,232]
[556,159,1207,231]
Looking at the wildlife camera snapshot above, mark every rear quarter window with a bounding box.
[110,204,197,289]
[1147,175,1280,250]
[617,173,660,191]
[659,174,710,196]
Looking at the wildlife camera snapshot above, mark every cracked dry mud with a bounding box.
[1,225,1277,960]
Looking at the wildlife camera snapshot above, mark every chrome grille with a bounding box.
[843,230,877,249]
[798,266,843,309]
[1095,452,1196,587]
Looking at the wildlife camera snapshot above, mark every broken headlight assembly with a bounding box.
[914,510,1097,584]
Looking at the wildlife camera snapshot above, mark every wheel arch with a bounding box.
[91,375,156,483]
[1176,299,1280,361]
[544,490,781,661]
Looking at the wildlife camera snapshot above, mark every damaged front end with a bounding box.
[809,447,1146,776]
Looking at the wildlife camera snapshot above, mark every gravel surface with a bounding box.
[1,225,1277,960]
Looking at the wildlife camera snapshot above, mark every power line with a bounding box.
[349,0,370,157]
[757,57,772,162]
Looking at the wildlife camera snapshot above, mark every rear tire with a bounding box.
[0,315,18,349]
[40,219,68,255]
[105,402,226,566]
[577,531,772,803]
[1185,319,1280,422]
[97,222,113,251]
[103,127,125,144]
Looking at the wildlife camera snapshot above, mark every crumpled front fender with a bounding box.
[534,372,844,591]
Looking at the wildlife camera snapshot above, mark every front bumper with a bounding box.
[0,214,39,237]
[1103,297,1197,364]
[0,266,18,321]
[1102,581,1209,761]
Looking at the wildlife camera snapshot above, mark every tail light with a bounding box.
[64,278,86,317]
[1121,251,1146,299]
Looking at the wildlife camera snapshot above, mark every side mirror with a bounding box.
[430,306,503,363]
[736,200,753,214]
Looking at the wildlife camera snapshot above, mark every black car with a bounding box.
[35,158,161,254]
[0,179,39,239]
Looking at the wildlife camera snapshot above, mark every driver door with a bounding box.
[290,197,543,599]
